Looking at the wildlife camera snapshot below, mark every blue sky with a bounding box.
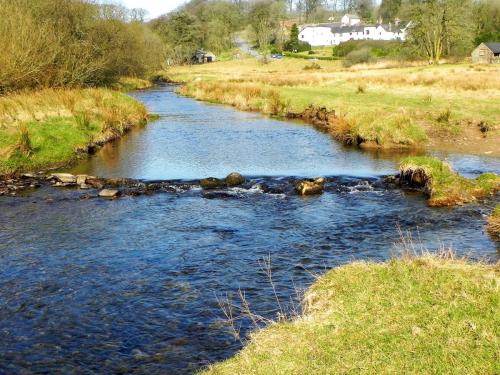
[119,0,187,19]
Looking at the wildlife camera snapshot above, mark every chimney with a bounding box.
[389,22,392,31]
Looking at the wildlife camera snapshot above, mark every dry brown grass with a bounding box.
[487,205,500,240]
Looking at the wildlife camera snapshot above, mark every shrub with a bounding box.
[343,47,374,67]
[303,62,321,71]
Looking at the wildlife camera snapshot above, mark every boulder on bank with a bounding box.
[98,189,120,198]
[295,177,326,196]
[200,177,226,190]
[225,172,245,187]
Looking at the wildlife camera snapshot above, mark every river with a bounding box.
[0,85,498,374]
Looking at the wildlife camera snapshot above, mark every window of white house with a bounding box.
[479,50,485,56]
[366,30,370,35]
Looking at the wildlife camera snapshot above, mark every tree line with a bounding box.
[152,0,499,64]
[1,0,498,94]
[0,0,164,94]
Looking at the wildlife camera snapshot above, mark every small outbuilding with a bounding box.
[193,49,216,64]
[471,42,500,64]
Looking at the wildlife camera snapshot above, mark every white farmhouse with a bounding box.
[299,15,410,47]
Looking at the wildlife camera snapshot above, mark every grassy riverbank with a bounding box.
[488,205,500,239]
[204,255,499,375]
[400,156,500,206]
[0,88,148,175]
[165,58,500,155]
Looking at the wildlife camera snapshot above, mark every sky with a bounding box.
[119,0,187,19]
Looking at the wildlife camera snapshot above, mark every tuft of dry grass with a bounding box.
[487,204,500,240]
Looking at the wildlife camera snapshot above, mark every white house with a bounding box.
[299,15,410,46]
[341,14,361,26]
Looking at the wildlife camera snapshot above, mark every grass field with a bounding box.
[166,58,500,154]
[203,255,499,375]
[0,88,148,174]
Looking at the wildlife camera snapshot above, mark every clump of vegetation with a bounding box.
[342,47,374,67]
[356,84,366,94]
[303,62,321,71]
[399,156,500,206]
[203,255,499,374]
[487,204,500,240]
[436,108,452,123]
[0,89,148,174]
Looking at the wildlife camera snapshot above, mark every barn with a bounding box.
[471,42,500,64]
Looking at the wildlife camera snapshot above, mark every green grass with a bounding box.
[0,88,149,174]
[400,156,500,206]
[203,256,499,375]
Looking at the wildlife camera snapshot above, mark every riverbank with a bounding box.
[203,255,499,375]
[0,88,149,175]
[488,205,500,239]
[399,156,500,207]
[164,58,500,155]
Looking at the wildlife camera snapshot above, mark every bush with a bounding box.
[334,40,421,62]
[342,47,374,67]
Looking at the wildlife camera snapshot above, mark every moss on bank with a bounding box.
[400,156,500,206]
[203,256,499,375]
[487,204,500,240]
[0,88,149,174]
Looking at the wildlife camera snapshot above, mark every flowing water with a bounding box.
[1,86,499,374]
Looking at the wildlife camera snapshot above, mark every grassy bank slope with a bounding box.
[488,205,500,239]
[204,256,499,375]
[166,59,500,154]
[0,89,148,174]
[400,156,500,206]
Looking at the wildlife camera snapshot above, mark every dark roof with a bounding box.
[330,25,365,33]
[485,42,500,54]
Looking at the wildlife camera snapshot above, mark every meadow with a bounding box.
[167,58,500,155]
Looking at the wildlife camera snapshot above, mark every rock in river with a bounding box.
[98,189,121,198]
[200,177,226,190]
[295,177,326,196]
[50,173,77,184]
[225,172,245,187]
